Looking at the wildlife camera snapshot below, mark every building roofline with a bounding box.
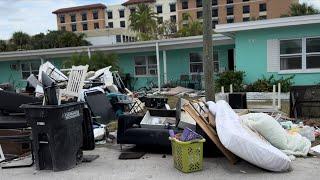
[122,0,156,6]
[0,34,234,61]
[215,14,320,35]
[52,3,106,14]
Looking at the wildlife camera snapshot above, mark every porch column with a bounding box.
[163,50,167,84]
[156,42,161,91]
[87,47,91,59]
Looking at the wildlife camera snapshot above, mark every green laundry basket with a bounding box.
[170,137,206,173]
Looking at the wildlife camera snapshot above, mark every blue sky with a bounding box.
[0,0,319,40]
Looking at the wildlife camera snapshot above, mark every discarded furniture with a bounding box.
[190,74,202,90]
[21,102,84,171]
[228,93,247,109]
[59,65,88,104]
[177,74,190,88]
[84,90,116,124]
[117,114,182,148]
[183,102,238,164]
[143,96,168,109]
[107,93,133,117]
[0,90,42,115]
[0,115,34,169]
[290,85,320,119]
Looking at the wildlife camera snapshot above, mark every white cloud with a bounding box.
[300,0,320,9]
[0,0,126,40]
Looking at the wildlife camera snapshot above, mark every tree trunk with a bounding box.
[203,0,215,101]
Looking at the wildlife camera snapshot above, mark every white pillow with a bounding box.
[208,101,291,172]
[242,113,288,150]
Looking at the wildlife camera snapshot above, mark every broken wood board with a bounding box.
[184,103,238,164]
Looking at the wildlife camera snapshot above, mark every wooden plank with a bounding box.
[184,104,238,164]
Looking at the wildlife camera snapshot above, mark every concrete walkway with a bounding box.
[1,144,319,180]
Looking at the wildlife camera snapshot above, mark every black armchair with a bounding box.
[117,114,181,148]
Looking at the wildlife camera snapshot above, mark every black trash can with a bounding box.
[21,102,84,171]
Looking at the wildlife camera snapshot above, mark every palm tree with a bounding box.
[289,3,319,16]
[129,4,157,40]
[0,40,7,52]
[176,13,203,37]
[10,31,30,50]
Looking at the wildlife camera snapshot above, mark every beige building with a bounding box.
[177,0,299,28]
[52,4,107,32]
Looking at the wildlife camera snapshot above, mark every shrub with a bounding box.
[246,75,294,92]
[215,71,245,92]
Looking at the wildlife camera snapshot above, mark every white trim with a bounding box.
[0,34,233,61]
[156,42,161,91]
[215,14,320,34]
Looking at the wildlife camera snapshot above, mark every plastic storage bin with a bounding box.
[21,102,84,171]
[170,137,205,173]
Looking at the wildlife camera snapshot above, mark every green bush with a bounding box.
[215,71,245,92]
[246,75,294,92]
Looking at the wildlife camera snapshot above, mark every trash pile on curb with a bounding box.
[0,62,319,174]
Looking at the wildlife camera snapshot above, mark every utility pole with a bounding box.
[203,0,215,101]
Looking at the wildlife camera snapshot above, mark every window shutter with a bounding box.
[267,39,280,72]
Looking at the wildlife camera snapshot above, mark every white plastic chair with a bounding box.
[59,65,88,104]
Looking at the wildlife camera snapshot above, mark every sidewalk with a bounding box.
[1,144,319,180]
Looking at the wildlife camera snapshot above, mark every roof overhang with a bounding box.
[0,34,234,61]
[215,14,320,37]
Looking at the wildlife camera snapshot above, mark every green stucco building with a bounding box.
[0,14,320,90]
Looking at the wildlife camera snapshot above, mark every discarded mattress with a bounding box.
[240,113,311,157]
[208,100,292,172]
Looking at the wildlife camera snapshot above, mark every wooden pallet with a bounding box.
[183,103,238,164]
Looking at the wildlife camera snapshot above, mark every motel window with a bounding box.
[107,11,113,19]
[156,5,163,14]
[93,10,99,19]
[70,14,76,22]
[189,52,219,74]
[120,21,126,28]
[212,20,218,28]
[134,56,157,76]
[212,8,218,17]
[82,12,87,21]
[212,0,217,6]
[182,1,188,9]
[116,35,122,43]
[260,3,267,12]
[243,5,250,14]
[227,18,234,23]
[71,24,77,32]
[130,8,136,14]
[119,10,125,18]
[196,0,202,8]
[280,39,302,70]
[94,22,100,29]
[227,0,233,4]
[197,11,203,19]
[61,26,66,31]
[170,15,176,23]
[306,37,320,69]
[59,15,65,23]
[227,7,234,16]
[170,3,176,12]
[21,61,41,79]
[243,17,250,22]
[108,22,113,28]
[82,23,88,31]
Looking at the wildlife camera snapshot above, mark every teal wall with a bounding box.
[0,45,233,90]
[0,58,66,89]
[118,44,234,90]
[235,24,320,85]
